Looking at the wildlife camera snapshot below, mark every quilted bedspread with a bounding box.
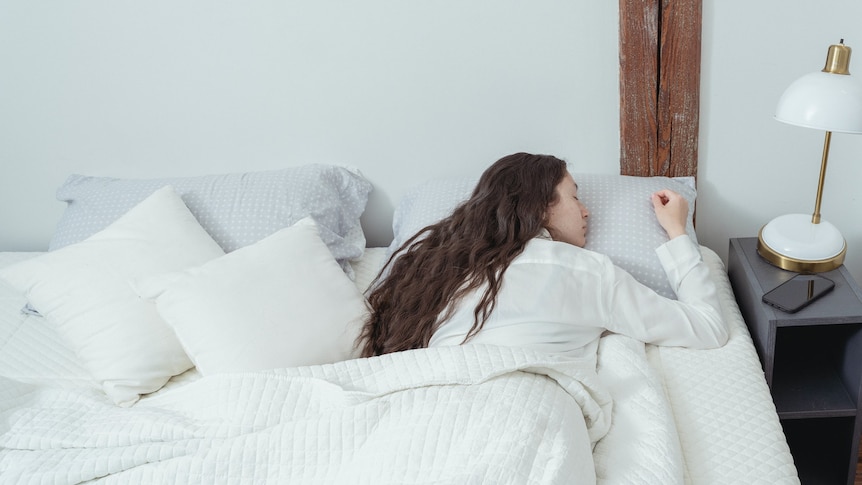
[0,250,800,484]
[0,344,624,484]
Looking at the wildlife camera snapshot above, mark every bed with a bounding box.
[0,1,802,482]
[0,163,800,484]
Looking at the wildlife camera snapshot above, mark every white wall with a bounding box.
[3,1,862,284]
[0,1,619,249]
[699,0,862,284]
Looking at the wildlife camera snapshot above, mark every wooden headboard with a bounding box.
[619,0,701,179]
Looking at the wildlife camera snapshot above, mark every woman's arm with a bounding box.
[600,190,728,349]
[602,235,728,349]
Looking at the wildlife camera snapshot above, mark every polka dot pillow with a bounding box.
[49,164,373,275]
[576,173,697,299]
[387,172,697,299]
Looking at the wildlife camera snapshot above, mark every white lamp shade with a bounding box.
[775,71,862,133]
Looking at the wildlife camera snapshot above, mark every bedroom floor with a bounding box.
[856,438,861,485]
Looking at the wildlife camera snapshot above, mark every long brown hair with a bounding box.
[359,152,568,357]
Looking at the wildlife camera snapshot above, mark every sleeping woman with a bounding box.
[358,152,728,361]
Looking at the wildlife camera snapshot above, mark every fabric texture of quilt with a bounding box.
[0,249,800,484]
[2,344,611,484]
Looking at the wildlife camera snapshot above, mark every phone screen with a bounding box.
[762,274,835,313]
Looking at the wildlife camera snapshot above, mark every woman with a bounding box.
[359,152,727,359]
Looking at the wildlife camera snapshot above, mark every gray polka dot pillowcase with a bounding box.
[49,164,373,273]
[387,172,697,299]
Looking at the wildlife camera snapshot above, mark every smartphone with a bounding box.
[761,274,835,313]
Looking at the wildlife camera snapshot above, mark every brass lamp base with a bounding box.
[757,226,845,273]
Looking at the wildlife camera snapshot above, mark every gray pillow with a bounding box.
[50,164,373,271]
[386,172,697,299]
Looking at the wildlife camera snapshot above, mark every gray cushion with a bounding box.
[49,164,373,271]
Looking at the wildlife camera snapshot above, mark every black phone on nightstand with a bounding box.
[762,274,835,313]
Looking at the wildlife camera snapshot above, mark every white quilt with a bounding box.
[1,344,621,484]
[593,334,683,484]
[0,249,800,484]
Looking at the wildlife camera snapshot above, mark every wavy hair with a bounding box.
[359,152,568,357]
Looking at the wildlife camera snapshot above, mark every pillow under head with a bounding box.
[386,172,697,299]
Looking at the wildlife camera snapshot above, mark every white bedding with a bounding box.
[0,248,799,484]
[2,344,612,484]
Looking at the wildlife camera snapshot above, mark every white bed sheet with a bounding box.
[0,248,799,484]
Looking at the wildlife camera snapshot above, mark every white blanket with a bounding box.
[594,334,683,484]
[0,249,798,484]
[1,344,623,484]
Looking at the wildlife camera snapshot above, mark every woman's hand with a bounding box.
[651,190,688,240]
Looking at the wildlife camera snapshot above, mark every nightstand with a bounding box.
[728,237,862,485]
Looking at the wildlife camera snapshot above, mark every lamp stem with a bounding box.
[812,130,832,224]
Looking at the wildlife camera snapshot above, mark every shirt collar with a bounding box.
[536,228,553,241]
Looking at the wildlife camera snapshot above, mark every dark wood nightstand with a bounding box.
[728,237,862,485]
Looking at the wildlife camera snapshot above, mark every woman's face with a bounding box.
[544,173,589,247]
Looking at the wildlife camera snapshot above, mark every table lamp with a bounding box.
[757,39,862,273]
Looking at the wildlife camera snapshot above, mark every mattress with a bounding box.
[0,248,799,484]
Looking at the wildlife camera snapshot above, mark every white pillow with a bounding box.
[133,218,367,376]
[387,172,698,299]
[49,164,373,272]
[0,186,225,406]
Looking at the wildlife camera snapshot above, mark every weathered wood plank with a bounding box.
[619,0,700,179]
[619,0,659,177]
[658,0,701,179]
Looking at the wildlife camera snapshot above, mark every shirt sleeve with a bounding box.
[601,235,728,349]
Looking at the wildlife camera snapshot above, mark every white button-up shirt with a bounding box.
[428,235,727,361]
